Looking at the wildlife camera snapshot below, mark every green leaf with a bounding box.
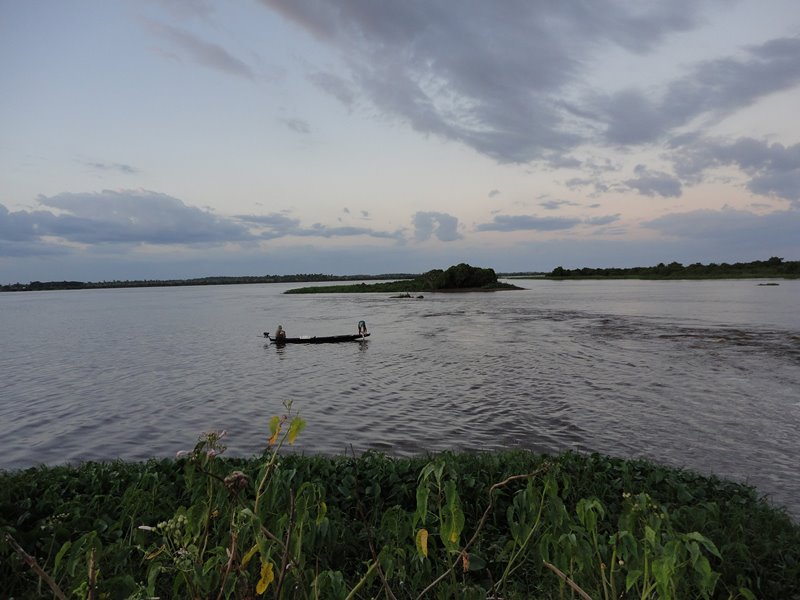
[287,416,306,444]
[626,569,643,592]
[644,525,657,547]
[54,540,72,575]
[468,553,487,571]
[738,587,756,600]
[441,480,464,551]
[685,531,722,559]
[414,483,429,527]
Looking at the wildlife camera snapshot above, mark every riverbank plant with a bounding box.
[2,403,798,598]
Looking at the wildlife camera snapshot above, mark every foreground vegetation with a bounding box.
[2,405,798,599]
[286,263,522,294]
[546,257,799,279]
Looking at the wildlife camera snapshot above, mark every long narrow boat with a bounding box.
[264,332,370,344]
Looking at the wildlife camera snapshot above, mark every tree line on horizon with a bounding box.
[547,256,799,279]
[0,273,418,293]
[2,257,797,292]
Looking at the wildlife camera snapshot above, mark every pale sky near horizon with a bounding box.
[1,0,799,283]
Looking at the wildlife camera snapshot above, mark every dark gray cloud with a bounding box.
[1,193,410,259]
[0,191,254,254]
[585,214,621,226]
[0,204,55,243]
[593,36,800,146]
[476,214,581,232]
[672,137,800,204]
[544,154,582,169]
[624,164,682,198]
[308,71,357,108]
[412,211,462,241]
[282,118,311,134]
[86,162,140,174]
[234,212,404,242]
[644,208,800,250]
[540,199,579,210]
[260,0,715,163]
[145,20,254,79]
[301,224,403,241]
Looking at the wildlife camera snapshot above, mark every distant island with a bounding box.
[542,256,798,279]
[285,263,523,294]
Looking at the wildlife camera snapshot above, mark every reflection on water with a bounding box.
[1,279,798,519]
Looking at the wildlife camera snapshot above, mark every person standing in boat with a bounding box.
[275,325,286,341]
[358,320,368,337]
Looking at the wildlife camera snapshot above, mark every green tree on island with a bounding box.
[285,263,522,294]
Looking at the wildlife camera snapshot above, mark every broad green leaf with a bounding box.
[644,525,656,547]
[685,531,722,558]
[442,480,464,550]
[626,569,643,592]
[468,553,487,571]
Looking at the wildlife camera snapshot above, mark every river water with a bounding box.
[1,279,798,519]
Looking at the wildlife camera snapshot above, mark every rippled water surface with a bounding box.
[1,280,798,518]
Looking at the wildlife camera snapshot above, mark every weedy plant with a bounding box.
[136,400,348,598]
[2,402,776,599]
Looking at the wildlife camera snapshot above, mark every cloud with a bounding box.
[412,211,462,241]
[643,207,800,250]
[475,214,581,232]
[0,204,54,243]
[234,212,404,242]
[86,162,140,174]
[540,199,579,210]
[282,118,311,134]
[148,0,215,19]
[585,214,621,226]
[308,71,357,108]
[145,20,254,79]
[0,191,255,255]
[260,1,713,164]
[624,164,682,197]
[672,137,800,204]
[0,192,412,259]
[593,36,800,146]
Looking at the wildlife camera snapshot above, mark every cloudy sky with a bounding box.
[2,1,799,282]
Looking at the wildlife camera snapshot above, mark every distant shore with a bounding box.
[2,257,797,292]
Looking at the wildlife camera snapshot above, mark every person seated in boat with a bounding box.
[274,325,286,341]
[358,320,368,336]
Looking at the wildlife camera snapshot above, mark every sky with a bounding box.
[1,0,800,283]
